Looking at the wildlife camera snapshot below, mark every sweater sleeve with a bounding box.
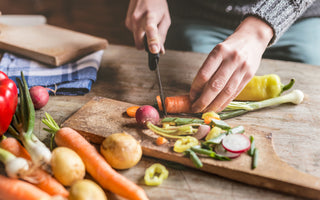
[245,0,316,45]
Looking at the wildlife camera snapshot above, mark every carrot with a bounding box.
[42,113,149,200]
[126,106,140,118]
[156,136,168,145]
[157,94,192,113]
[55,127,148,200]
[0,174,51,200]
[203,116,220,125]
[0,137,69,197]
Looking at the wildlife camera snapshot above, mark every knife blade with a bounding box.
[144,36,167,116]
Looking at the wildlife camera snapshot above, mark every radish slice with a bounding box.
[194,124,210,140]
[222,134,251,154]
[214,144,241,159]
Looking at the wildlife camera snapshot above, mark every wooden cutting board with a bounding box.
[0,23,108,66]
[62,96,320,200]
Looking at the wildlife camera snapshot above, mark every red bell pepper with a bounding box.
[0,71,18,136]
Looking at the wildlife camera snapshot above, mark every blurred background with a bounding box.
[0,0,133,46]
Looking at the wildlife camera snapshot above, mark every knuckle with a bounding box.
[197,70,211,83]
[223,85,236,96]
[209,78,225,93]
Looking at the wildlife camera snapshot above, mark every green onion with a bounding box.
[219,90,304,119]
[252,148,258,169]
[248,136,255,156]
[210,119,230,130]
[184,149,203,168]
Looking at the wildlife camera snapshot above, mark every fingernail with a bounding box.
[150,44,159,53]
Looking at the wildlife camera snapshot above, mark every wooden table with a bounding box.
[3,44,320,200]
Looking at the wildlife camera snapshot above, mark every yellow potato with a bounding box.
[68,179,107,200]
[100,132,142,170]
[51,147,85,186]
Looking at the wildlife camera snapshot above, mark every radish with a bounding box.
[222,133,251,154]
[29,86,49,110]
[214,143,241,159]
[194,124,210,140]
[135,105,160,126]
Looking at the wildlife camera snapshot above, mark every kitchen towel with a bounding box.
[0,50,104,95]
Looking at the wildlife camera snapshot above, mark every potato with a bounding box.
[51,147,85,186]
[68,179,107,200]
[100,132,142,170]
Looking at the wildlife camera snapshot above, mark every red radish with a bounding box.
[135,105,160,126]
[29,86,49,110]
[214,143,241,159]
[222,134,251,154]
[194,124,210,140]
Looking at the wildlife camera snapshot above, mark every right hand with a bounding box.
[125,0,171,54]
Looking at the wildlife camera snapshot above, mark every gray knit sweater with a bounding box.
[168,0,320,44]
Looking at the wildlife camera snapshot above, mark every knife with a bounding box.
[144,36,167,116]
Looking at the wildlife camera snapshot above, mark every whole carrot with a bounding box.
[157,95,192,113]
[42,113,149,200]
[0,174,51,200]
[0,137,69,197]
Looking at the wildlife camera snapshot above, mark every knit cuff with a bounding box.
[244,0,315,45]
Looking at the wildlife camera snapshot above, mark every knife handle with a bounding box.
[144,36,159,71]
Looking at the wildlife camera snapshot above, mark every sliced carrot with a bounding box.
[55,127,149,200]
[126,106,140,118]
[203,116,220,125]
[0,174,51,200]
[156,136,168,146]
[0,137,69,197]
[157,94,192,113]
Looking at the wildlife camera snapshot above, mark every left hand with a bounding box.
[189,16,274,113]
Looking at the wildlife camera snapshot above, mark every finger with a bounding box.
[191,50,241,113]
[133,27,145,50]
[158,13,171,54]
[144,14,161,54]
[125,0,135,30]
[189,47,223,103]
[204,67,245,113]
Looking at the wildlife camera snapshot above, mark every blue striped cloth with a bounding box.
[0,50,104,95]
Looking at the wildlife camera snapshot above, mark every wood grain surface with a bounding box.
[0,23,108,66]
[1,45,319,200]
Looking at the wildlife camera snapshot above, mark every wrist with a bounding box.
[235,16,274,47]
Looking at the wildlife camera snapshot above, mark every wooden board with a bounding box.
[0,23,108,66]
[62,96,320,200]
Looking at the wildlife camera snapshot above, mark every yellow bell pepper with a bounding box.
[173,136,199,153]
[144,163,169,186]
[235,74,295,101]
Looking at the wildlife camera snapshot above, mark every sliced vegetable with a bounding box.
[126,106,140,118]
[191,145,231,161]
[252,148,258,169]
[42,113,149,200]
[173,136,199,153]
[248,136,255,156]
[146,121,195,139]
[156,136,168,145]
[144,163,169,186]
[205,126,222,141]
[157,94,191,113]
[184,149,203,168]
[210,118,230,130]
[201,111,220,120]
[235,74,295,101]
[135,105,160,126]
[0,174,51,200]
[214,144,241,159]
[193,124,210,140]
[222,134,251,154]
[161,117,204,126]
[100,132,142,170]
[0,71,18,136]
